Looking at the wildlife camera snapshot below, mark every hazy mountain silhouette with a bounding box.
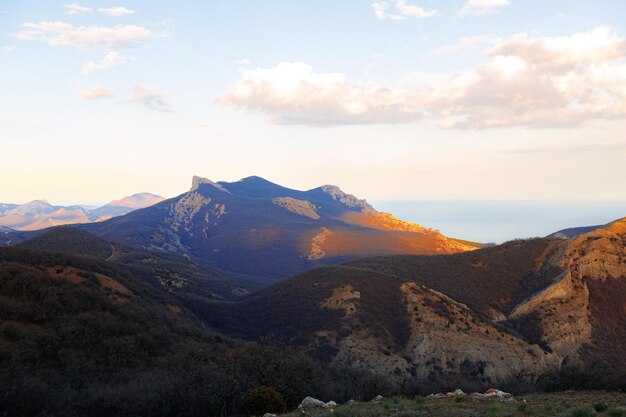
[0,193,164,231]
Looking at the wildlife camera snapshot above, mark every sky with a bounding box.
[1,0,625,240]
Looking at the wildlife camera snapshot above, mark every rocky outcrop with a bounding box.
[272,197,320,219]
[507,218,626,362]
[307,228,333,260]
[190,175,230,193]
[297,397,337,411]
[167,192,211,232]
[321,284,360,316]
[319,185,374,212]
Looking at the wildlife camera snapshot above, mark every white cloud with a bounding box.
[372,0,436,20]
[80,86,113,99]
[216,27,626,130]
[460,0,510,16]
[64,3,92,16]
[81,51,124,75]
[16,21,151,50]
[98,7,136,17]
[1,45,16,51]
[128,85,171,112]
[215,62,424,125]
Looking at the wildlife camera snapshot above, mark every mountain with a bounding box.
[81,175,480,283]
[16,226,254,299]
[191,218,626,392]
[90,192,165,220]
[547,224,604,240]
[0,193,164,231]
[0,203,19,215]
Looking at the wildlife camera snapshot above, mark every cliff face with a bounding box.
[508,218,626,364]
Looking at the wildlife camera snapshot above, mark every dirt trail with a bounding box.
[106,244,117,262]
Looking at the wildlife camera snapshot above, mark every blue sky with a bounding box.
[1,0,625,241]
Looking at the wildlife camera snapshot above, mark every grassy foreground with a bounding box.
[283,391,626,417]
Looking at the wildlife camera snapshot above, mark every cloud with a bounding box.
[460,0,510,16]
[98,7,136,16]
[1,45,16,51]
[372,0,436,20]
[216,27,626,129]
[215,62,423,125]
[80,86,113,99]
[128,85,171,112]
[81,51,124,75]
[15,21,151,50]
[64,3,92,16]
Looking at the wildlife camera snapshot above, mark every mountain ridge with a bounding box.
[80,175,480,283]
[0,192,165,231]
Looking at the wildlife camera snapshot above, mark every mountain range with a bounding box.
[78,175,481,283]
[0,175,624,415]
[0,193,164,231]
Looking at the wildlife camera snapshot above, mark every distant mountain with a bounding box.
[547,224,603,240]
[90,193,165,220]
[82,175,481,283]
[193,217,626,391]
[0,193,164,231]
[0,203,18,215]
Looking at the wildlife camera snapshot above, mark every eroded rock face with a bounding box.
[272,197,320,219]
[308,228,333,260]
[322,281,559,386]
[307,219,626,388]
[167,192,211,232]
[321,284,360,316]
[507,218,626,363]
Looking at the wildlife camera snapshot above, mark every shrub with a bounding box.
[607,409,625,417]
[595,403,609,413]
[517,402,527,413]
[568,406,594,417]
[243,386,287,417]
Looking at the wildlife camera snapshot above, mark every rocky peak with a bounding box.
[190,176,230,193]
[319,185,375,212]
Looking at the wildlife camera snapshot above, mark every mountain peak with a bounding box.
[238,175,273,184]
[6,199,54,216]
[190,175,230,193]
[105,193,164,209]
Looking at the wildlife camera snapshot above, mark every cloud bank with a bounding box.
[216,27,626,129]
